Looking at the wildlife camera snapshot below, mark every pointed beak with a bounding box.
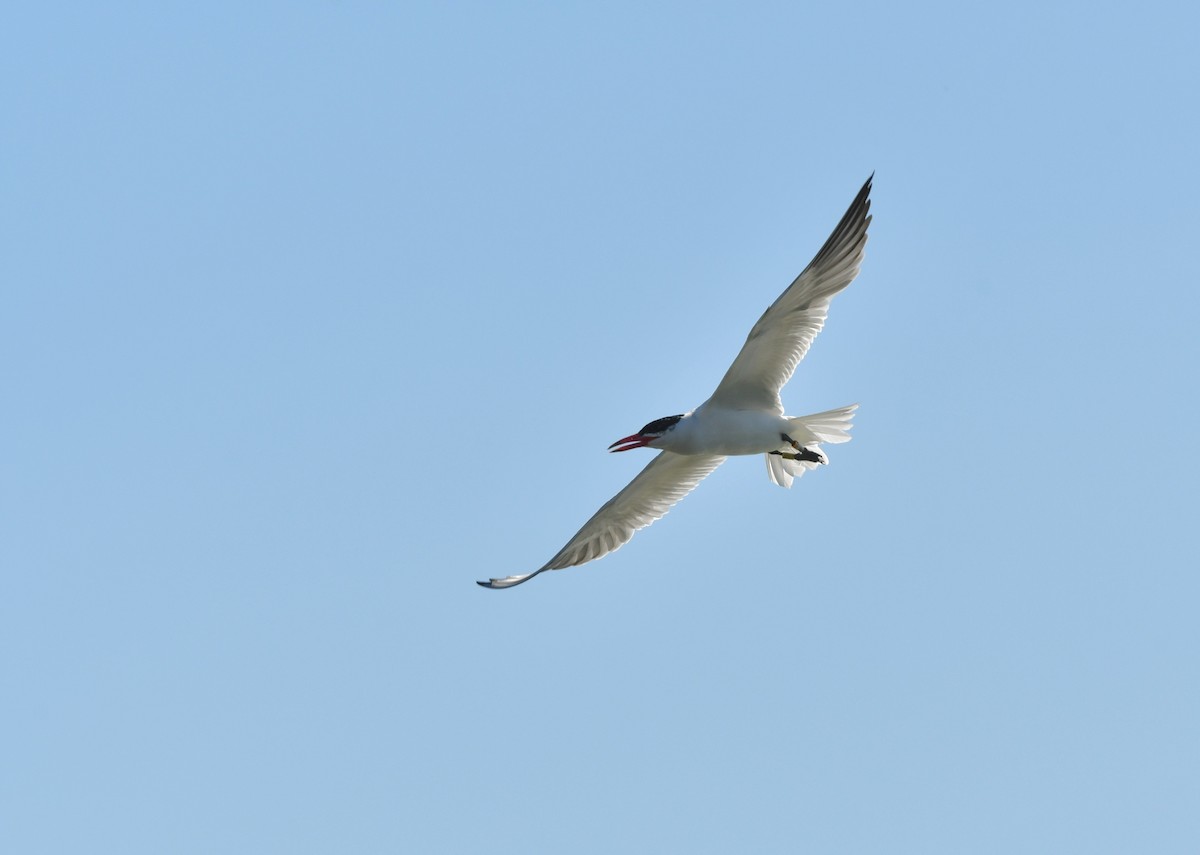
[608,433,653,453]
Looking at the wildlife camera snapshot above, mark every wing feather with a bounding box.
[708,175,873,411]
[477,452,725,589]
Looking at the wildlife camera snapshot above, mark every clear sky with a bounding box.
[3,2,1199,853]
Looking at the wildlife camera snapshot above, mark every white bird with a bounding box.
[479,175,873,589]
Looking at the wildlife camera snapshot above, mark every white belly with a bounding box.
[658,405,790,456]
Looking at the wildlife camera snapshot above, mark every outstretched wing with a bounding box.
[707,175,873,411]
[478,451,726,589]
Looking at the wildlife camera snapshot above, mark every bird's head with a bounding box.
[608,414,684,453]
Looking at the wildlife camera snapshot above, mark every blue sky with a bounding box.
[3,2,1199,853]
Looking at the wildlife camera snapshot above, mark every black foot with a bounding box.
[770,447,826,464]
[779,434,825,464]
[795,446,826,464]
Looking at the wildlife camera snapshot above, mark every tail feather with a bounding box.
[787,403,857,444]
[766,403,857,488]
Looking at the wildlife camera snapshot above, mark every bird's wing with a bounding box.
[477,451,726,589]
[707,175,873,411]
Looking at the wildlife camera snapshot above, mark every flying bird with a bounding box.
[479,175,873,589]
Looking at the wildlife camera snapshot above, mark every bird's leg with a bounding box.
[773,434,826,464]
[770,448,826,463]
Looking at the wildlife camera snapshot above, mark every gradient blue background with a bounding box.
[4,3,1198,853]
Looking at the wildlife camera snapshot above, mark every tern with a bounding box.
[479,175,873,589]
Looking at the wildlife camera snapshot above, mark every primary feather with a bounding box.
[477,452,726,588]
[708,175,872,412]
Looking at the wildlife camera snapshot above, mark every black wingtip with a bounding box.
[476,568,547,589]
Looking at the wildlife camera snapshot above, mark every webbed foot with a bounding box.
[779,433,826,465]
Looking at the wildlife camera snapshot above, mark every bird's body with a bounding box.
[479,175,873,589]
[655,405,791,457]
